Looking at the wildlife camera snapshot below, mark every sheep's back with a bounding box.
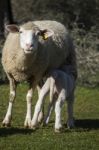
[2,20,76,83]
[34,20,70,68]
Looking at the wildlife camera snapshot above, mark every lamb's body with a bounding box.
[32,65,75,131]
[2,20,77,128]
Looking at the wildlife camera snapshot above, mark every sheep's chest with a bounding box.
[11,68,34,82]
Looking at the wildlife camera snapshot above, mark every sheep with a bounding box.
[31,65,76,132]
[2,20,77,128]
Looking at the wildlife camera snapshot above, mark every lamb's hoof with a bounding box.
[31,124,37,130]
[41,119,48,127]
[67,119,75,129]
[55,127,63,133]
[38,114,44,124]
[24,119,31,128]
[2,120,11,127]
[41,122,47,127]
[67,125,75,129]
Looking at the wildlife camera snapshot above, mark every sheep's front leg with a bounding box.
[67,96,75,129]
[24,83,33,128]
[36,83,44,123]
[2,76,17,127]
[31,80,50,129]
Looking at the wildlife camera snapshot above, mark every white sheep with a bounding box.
[2,20,77,128]
[31,65,76,132]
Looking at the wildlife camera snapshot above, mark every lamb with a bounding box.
[31,65,76,132]
[2,20,77,128]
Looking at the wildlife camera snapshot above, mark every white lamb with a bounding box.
[31,65,76,132]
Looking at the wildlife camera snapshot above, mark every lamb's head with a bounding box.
[6,22,54,54]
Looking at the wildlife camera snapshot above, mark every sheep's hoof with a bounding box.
[2,116,12,127]
[55,127,63,133]
[2,120,11,127]
[24,123,31,129]
[24,119,31,128]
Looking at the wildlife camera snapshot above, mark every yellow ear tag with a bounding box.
[43,34,48,40]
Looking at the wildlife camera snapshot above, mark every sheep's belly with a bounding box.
[11,71,32,82]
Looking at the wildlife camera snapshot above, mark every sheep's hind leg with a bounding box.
[24,82,33,128]
[2,75,17,127]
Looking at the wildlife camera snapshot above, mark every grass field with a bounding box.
[0,84,99,150]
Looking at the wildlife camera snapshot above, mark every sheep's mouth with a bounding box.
[24,49,33,54]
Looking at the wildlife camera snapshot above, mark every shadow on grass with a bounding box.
[45,118,99,130]
[75,119,99,130]
[62,119,99,133]
[0,127,33,137]
[0,119,99,136]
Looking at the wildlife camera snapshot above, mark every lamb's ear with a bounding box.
[5,25,19,33]
[40,29,54,40]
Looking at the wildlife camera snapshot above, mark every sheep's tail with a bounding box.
[63,36,77,80]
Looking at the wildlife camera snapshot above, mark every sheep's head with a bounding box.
[5,22,54,54]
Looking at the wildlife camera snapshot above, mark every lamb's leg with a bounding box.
[67,95,75,129]
[31,79,50,129]
[43,95,56,125]
[55,91,65,132]
[37,106,44,123]
[2,75,17,127]
[43,76,56,125]
[24,84,33,128]
[43,102,54,125]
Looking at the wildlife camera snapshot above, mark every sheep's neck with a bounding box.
[16,49,37,72]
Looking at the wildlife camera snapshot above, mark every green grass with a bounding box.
[0,84,99,150]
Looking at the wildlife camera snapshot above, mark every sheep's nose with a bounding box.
[26,43,33,49]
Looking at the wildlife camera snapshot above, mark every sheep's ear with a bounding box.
[40,29,54,40]
[5,25,19,33]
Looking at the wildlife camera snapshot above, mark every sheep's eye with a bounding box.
[35,31,40,36]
